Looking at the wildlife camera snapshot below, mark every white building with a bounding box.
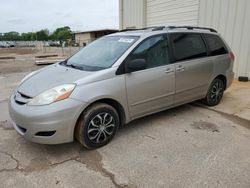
[73,29,117,47]
[119,0,250,78]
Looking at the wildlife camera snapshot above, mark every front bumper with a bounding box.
[9,94,87,144]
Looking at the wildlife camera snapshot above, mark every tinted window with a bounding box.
[205,34,228,56]
[129,35,170,69]
[170,33,207,61]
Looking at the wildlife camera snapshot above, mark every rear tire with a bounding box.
[75,103,119,149]
[203,78,225,106]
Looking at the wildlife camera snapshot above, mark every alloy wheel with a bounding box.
[210,80,224,104]
[87,112,115,144]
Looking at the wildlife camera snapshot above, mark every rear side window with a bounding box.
[170,33,207,61]
[204,34,228,56]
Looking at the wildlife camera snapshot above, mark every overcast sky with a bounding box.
[0,0,119,33]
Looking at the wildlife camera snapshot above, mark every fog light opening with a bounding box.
[35,131,56,137]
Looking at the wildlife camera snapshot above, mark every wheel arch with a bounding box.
[74,98,126,135]
[214,74,227,90]
[92,98,126,127]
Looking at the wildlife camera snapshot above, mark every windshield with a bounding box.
[66,36,139,71]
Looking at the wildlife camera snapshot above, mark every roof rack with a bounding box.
[120,26,217,33]
[167,26,217,33]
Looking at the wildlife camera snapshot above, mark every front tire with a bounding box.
[75,103,119,149]
[203,78,225,106]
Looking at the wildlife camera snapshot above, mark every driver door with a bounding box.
[125,35,175,118]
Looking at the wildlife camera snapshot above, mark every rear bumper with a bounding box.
[9,94,87,144]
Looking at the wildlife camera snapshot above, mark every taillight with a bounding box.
[229,52,235,61]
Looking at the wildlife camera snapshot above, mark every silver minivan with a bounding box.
[9,26,235,149]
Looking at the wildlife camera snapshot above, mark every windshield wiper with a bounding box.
[60,61,85,70]
[59,60,69,66]
[60,60,105,71]
[71,64,86,70]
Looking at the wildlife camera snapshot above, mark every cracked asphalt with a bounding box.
[0,71,250,188]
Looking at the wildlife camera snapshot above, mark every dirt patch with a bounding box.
[0,48,37,55]
[0,60,45,74]
[0,47,73,74]
[0,120,14,130]
[191,120,219,132]
[24,157,52,172]
[77,150,103,173]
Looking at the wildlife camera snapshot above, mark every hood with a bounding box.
[18,64,94,97]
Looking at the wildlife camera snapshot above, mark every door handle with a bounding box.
[165,68,174,74]
[176,65,185,72]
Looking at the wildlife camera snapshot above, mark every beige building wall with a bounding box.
[75,33,95,46]
[146,0,199,27]
[198,0,250,78]
[119,0,146,29]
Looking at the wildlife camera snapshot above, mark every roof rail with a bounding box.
[152,26,166,31]
[120,26,166,32]
[168,26,217,33]
[120,26,217,33]
[120,27,149,32]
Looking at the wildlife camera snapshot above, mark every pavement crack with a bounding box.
[0,151,79,173]
[0,149,133,187]
[22,156,79,173]
[0,150,20,173]
[144,135,156,140]
[49,157,78,168]
[75,150,132,188]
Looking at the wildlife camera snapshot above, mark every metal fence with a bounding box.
[42,46,83,57]
[23,41,83,57]
[0,41,87,57]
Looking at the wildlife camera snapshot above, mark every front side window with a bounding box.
[66,36,138,71]
[204,34,228,56]
[129,35,170,69]
[170,33,207,61]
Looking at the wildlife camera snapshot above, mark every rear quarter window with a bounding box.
[204,34,228,56]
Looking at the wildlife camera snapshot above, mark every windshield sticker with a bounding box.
[118,38,134,43]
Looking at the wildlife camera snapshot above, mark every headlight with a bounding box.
[28,84,76,106]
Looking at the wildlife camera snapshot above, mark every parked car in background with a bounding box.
[9,26,235,149]
[0,41,10,48]
[7,41,16,47]
[72,42,79,47]
[0,41,5,48]
[43,41,50,47]
[0,41,17,48]
[43,41,61,47]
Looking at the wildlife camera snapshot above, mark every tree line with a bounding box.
[0,26,72,41]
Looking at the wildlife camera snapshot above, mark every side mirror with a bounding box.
[126,59,146,73]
